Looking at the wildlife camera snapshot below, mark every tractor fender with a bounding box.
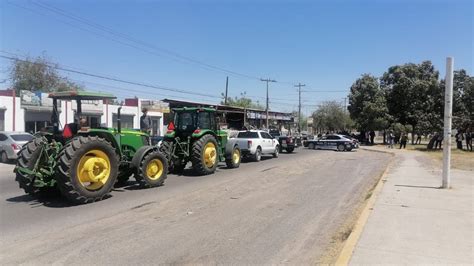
[131,146,160,170]
[224,139,239,160]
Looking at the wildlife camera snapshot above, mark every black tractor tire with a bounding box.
[172,161,187,174]
[253,147,262,162]
[135,151,168,188]
[226,145,241,169]
[191,134,219,175]
[286,147,294,153]
[56,136,119,204]
[115,168,134,186]
[15,137,56,195]
[273,145,279,158]
[308,143,315,149]
[160,139,178,172]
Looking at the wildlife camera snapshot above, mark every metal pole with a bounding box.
[294,83,306,133]
[442,57,454,189]
[266,81,269,128]
[260,78,276,129]
[224,76,229,105]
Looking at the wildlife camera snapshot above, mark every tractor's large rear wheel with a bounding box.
[57,136,119,204]
[15,137,56,195]
[191,134,219,175]
[135,151,168,188]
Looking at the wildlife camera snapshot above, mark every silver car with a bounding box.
[0,132,34,163]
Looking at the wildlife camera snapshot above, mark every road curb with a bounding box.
[335,149,395,265]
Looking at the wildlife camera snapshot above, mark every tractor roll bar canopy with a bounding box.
[48,91,116,101]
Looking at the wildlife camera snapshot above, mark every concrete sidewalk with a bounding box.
[349,146,473,264]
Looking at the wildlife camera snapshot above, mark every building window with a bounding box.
[25,121,50,134]
[113,114,134,129]
[151,117,161,136]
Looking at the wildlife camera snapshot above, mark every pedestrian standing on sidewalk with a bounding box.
[466,130,472,151]
[388,131,395,149]
[455,131,464,150]
[399,133,408,149]
[436,133,443,149]
[369,130,376,145]
[415,133,422,144]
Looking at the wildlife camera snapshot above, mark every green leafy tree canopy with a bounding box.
[312,101,352,133]
[348,74,390,131]
[10,54,83,93]
[221,92,265,110]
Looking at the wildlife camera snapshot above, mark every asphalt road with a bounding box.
[0,148,390,264]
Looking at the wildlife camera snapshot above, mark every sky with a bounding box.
[0,0,472,114]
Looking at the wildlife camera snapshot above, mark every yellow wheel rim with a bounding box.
[203,142,217,168]
[76,149,111,191]
[146,159,164,180]
[232,149,240,164]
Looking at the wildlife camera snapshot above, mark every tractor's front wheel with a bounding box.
[191,134,219,175]
[15,137,55,195]
[57,136,119,204]
[135,151,168,188]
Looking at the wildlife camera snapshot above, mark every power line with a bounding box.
[302,89,348,93]
[18,0,262,81]
[0,54,222,99]
[2,52,333,110]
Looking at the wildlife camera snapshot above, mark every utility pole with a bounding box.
[295,83,306,133]
[224,76,229,105]
[442,57,454,189]
[260,78,276,129]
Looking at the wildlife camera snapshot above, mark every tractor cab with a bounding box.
[48,91,149,160]
[167,107,218,138]
[48,91,116,138]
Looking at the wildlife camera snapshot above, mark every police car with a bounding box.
[305,134,358,151]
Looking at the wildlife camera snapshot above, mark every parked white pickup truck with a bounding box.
[231,130,279,161]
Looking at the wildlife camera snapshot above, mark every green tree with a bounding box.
[381,61,441,143]
[291,111,308,132]
[221,92,265,110]
[348,74,390,132]
[312,101,352,133]
[439,69,474,130]
[10,54,83,94]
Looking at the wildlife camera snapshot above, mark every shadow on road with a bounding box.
[5,192,85,208]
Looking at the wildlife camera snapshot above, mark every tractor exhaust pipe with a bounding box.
[117,106,122,133]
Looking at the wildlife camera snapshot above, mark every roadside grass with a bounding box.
[405,144,474,171]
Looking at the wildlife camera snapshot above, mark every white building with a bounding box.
[0,90,167,136]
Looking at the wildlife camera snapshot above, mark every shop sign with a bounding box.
[20,90,55,107]
[141,100,170,113]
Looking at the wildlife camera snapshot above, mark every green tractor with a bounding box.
[14,91,168,204]
[160,107,241,175]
